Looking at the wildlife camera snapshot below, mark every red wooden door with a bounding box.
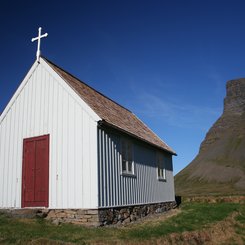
[22,135,49,207]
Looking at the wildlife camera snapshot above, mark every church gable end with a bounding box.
[0,59,99,209]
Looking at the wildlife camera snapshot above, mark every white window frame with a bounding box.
[121,137,135,176]
[156,152,166,181]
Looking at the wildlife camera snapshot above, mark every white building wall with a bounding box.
[0,59,100,209]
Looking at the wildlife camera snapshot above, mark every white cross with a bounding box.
[31,27,48,62]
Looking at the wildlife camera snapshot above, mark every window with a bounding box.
[156,152,166,181]
[121,138,134,175]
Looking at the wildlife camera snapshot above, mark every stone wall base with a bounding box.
[43,209,100,226]
[0,201,176,226]
[98,201,177,226]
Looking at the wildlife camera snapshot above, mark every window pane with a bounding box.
[122,141,126,159]
[157,153,160,176]
[157,152,166,178]
[128,142,132,161]
[163,168,166,179]
[122,159,127,171]
[158,167,161,177]
[121,138,134,174]
[128,161,132,172]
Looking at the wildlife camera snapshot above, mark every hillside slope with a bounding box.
[175,78,245,196]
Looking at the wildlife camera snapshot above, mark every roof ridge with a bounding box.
[41,56,132,113]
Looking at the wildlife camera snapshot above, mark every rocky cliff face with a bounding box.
[175,79,245,196]
[224,79,245,114]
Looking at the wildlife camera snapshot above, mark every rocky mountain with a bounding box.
[175,78,245,196]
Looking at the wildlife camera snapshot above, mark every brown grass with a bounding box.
[156,211,244,245]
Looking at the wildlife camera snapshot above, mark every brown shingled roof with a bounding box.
[43,57,176,155]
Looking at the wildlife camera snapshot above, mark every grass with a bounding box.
[0,202,244,244]
[124,202,240,240]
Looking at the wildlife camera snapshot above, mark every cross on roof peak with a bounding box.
[31,27,48,62]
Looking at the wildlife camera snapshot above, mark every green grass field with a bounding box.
[0,202,244,244]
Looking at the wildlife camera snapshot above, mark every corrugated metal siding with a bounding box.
[98,128,175,207]
[0,60,100,209]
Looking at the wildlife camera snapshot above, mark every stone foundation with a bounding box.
[42,209,100,226]
[99,201,177,226]
[0,201,176,226]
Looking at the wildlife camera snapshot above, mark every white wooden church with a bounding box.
[0,28,176,224]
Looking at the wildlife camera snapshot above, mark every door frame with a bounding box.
[21,134,49,208]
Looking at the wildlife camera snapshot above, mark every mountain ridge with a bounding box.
[175,78,245,196]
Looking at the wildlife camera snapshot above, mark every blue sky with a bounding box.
[1,0,245,174]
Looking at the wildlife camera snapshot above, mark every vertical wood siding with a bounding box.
[98,128,175,207]
[0,60,99,209]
